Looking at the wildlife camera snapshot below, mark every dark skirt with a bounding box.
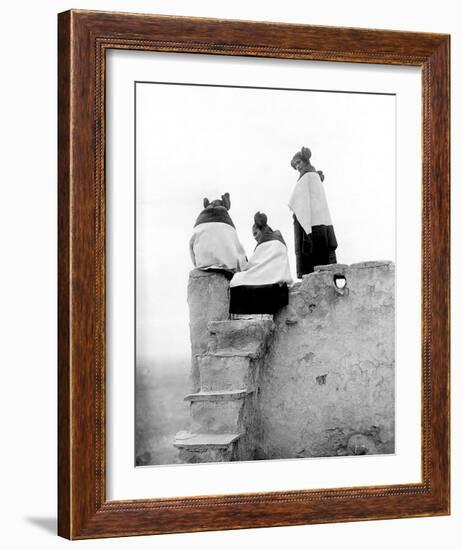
[229,283,289,314]
[293,217,337,278]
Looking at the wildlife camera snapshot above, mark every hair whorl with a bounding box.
[300,146,311,160]
[254,211,267,229]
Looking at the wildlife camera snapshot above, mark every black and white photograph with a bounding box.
[134,77,396,466]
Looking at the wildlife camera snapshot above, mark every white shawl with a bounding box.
[230,240,293,288]
[190,222,247,272]
[288,171,333,235]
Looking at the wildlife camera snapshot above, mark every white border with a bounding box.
[106,50,421,500]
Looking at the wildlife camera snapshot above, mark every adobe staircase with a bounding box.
[174,318,274,463]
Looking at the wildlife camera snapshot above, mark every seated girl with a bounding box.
[190,193,247,277]
[229,212,293,315]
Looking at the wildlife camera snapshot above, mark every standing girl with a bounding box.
[289,147,338,278]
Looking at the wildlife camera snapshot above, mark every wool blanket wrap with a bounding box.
[229,283,289,315]
[230,239,293,288]
[190,211,247,272]
[288,171,338,277]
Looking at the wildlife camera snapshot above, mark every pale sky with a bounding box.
[136,82,395,364]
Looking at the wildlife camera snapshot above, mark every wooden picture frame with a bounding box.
[58,9,450,539]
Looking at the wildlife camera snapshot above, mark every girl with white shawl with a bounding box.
[229,212,293,315]
[190,193,247,276]
[289,147,338,278]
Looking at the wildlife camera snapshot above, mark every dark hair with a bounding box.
[203,192,231,210]
[290,146,312,169]
[253,211,268,230]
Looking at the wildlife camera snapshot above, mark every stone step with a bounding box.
[207,319,274,355]
[208,340,265,356]
[198,354,253,392]
[185,389,251,402]
[173,432,242,463]
[188,393,253,433]
[173,432,242,450]
[208,319,274,333]
[202,350,259,358]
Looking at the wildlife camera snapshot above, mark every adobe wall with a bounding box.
[187,270,230,392]
[256,262,395,458]
[186,262,395,459]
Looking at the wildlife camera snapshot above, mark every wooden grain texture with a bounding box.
[57,9,450,540]
[57,10,71,540]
